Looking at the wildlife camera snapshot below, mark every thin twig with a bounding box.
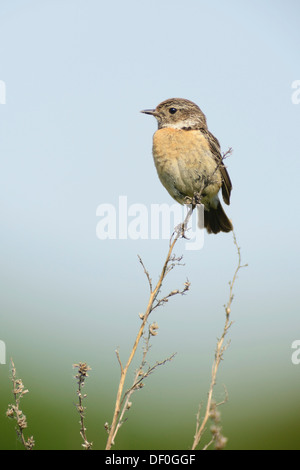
[106,149,235,450]
[111,327,176,444]
[210,147,233,181]
[191,230,247,450]
[6,359,35,450]
[115,349,124,374]
[105,211,191,450]
[138,255,153,292]
[73,362,93,450]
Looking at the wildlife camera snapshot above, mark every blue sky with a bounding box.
[0,0,300,449]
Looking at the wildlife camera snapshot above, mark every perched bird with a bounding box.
[141,98,233,234]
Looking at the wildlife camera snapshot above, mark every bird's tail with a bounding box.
[203,202,233,234]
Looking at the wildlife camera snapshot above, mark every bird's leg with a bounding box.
[183,203,194,236]
[192,191,203,206]
[191,192,205,231]
[172,191,203,240]
[173,201,194,240]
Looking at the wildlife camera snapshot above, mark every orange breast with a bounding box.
[153,128,211,160]
[151,128,222,206]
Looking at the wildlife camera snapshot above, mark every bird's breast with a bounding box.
[153,127,210,159]
[152,128,222,205]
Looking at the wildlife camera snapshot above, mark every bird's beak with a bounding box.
[140,109,158,116]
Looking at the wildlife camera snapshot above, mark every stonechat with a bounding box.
[141,98,233,234]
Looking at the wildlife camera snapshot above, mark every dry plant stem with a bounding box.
[111,365,141,444]
[111,333,152,444]
[106,149,233,450]
[6,359,35,450]
[73,363,92,450]
[112,330,176,444]
[105,213,187,450]
[210,148,233,181]
[191,230,247,450]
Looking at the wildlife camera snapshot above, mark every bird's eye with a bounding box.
[169,107,177,114]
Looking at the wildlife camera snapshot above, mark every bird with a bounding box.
[141,98,233,234]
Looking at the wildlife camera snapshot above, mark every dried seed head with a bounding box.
[73,362,91,377]
[149,322,159,336]
[215,434,228,450]
[6,406,14,418]
[25,436,35,450]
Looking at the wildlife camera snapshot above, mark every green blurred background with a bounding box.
[1,0,300,450]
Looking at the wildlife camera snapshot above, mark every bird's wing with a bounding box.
[201,127,232,205]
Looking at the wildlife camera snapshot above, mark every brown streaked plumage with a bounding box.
[141,98,233,234]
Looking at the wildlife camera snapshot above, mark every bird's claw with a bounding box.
[173,222,190,240]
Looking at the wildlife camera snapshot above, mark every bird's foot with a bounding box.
[173,222,190,240]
